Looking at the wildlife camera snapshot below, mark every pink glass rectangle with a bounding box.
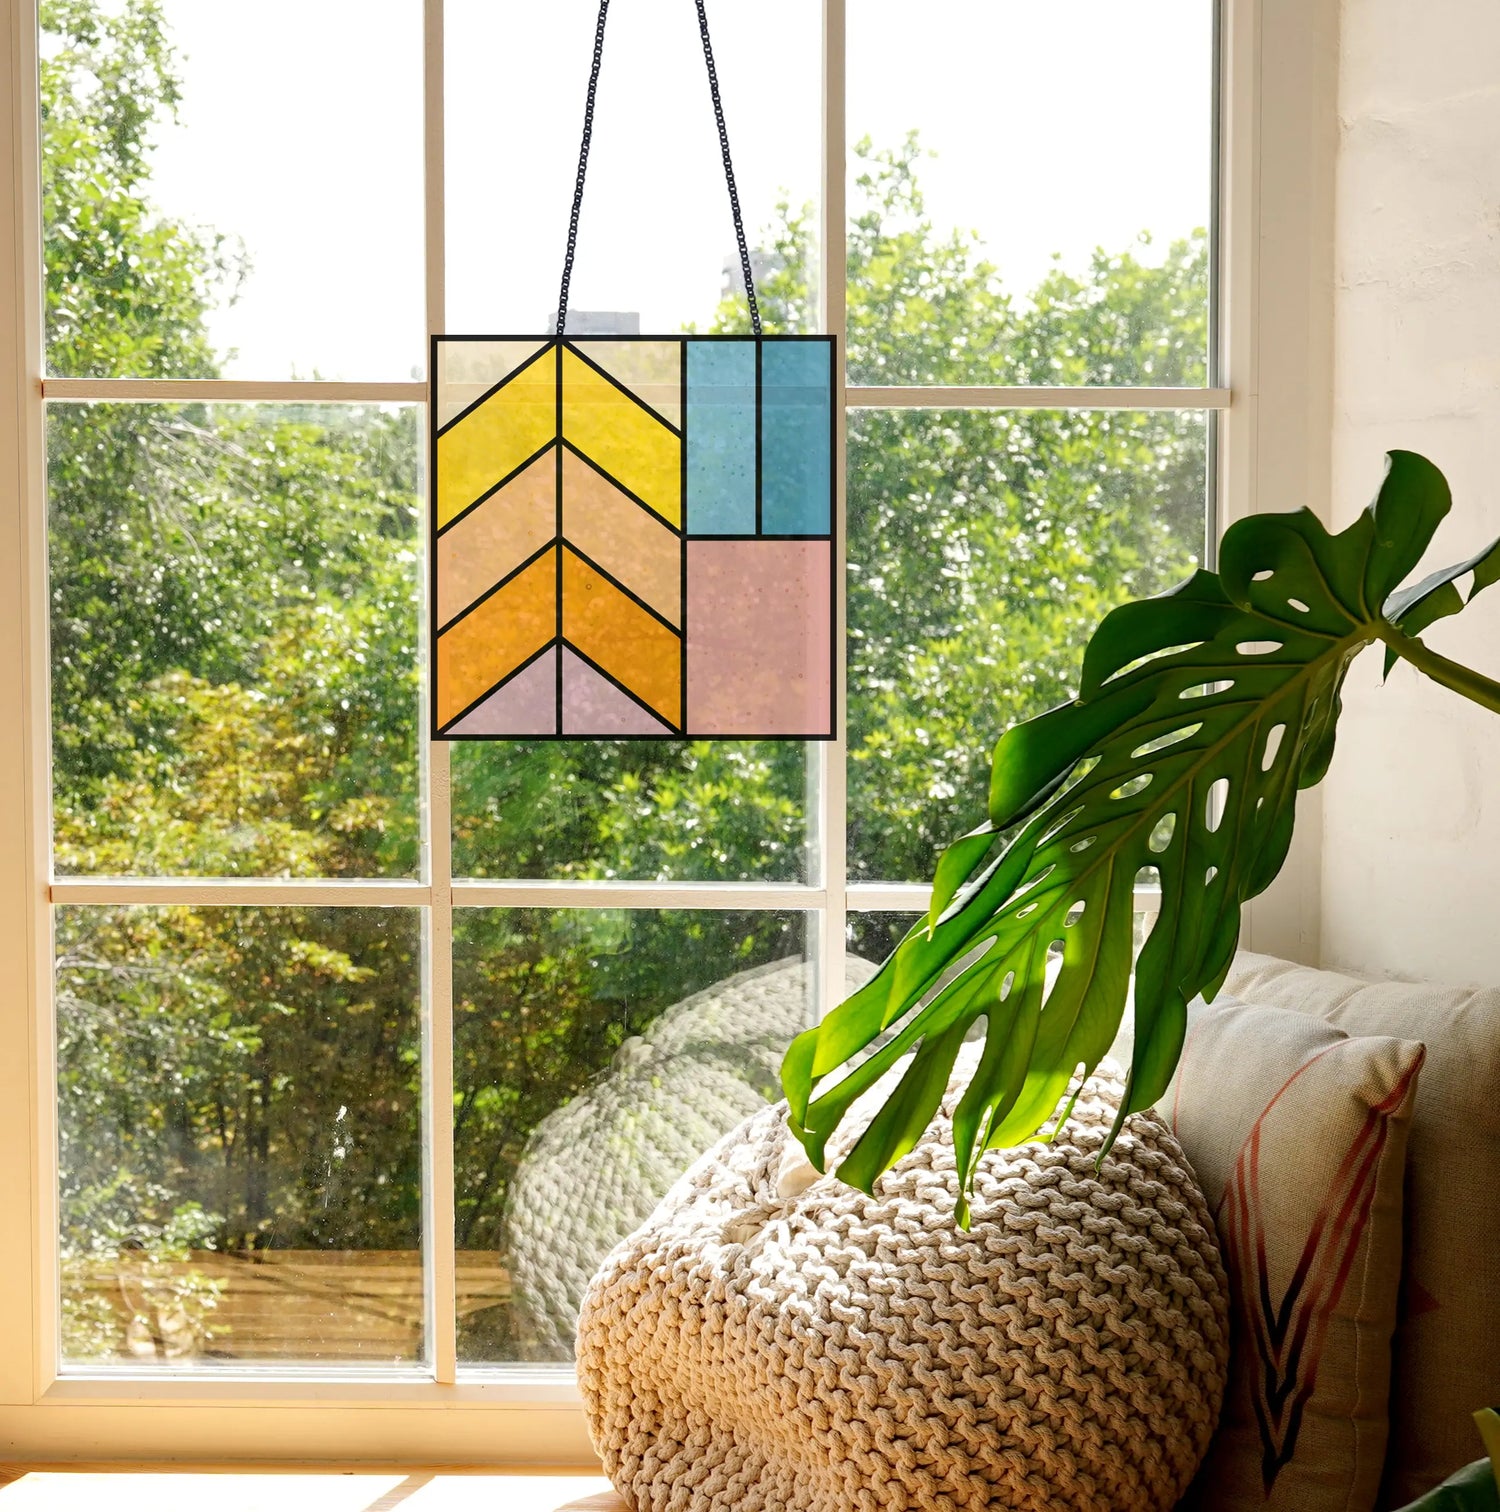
[686,540,832,736]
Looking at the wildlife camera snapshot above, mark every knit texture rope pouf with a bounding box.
[577,1056,1230,1512]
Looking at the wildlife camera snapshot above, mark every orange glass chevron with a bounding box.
[436,547,557,730]
[561,547,681,729]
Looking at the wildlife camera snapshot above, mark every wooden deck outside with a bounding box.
[66,1251,511,1364]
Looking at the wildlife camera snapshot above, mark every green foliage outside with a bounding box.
[45,0,1207,1359]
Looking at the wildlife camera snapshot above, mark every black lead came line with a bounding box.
[555,340,565,734]
[679,337,689,731]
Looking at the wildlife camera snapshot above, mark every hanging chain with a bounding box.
[556,0,611,337]
[693,0,762,335]
[555,0,763,337]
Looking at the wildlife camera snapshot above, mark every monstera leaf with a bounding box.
[784,451,1500,1224]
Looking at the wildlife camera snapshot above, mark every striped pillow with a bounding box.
[1224,951,1500,1505]
[1160,996,1424,1512]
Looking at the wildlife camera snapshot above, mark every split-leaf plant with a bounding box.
[784,451,1500,1225]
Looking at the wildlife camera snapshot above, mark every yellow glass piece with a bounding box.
[561,348,681,527]
[435,339,547,428]
[570,340,683,429]
[437,352,556,529]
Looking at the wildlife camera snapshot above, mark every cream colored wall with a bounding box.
[1321,0,1500,984]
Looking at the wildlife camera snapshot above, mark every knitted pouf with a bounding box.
[503,955,878,1359]
[576,1054,1229,1512]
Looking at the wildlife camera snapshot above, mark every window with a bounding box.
[1,0,1278,1463]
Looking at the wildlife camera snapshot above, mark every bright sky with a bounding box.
[141,1,1211,382]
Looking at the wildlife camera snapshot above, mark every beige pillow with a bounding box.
[1160,995,1424,1512]
[1225,952,1500,1506]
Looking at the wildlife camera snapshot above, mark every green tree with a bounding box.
[41,0,230,379]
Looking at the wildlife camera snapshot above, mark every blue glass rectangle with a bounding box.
[686,340,756,535]
[761,341,832,536]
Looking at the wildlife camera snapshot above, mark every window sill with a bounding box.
[0,1469,620,1512]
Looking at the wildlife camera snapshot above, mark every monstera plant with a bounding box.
[784,450,1500,1225]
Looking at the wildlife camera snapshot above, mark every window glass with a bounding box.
[56,906,423,1369]
[444,0,820,335]
[41,1,424,380]
[30,0,1225,1396]
[846,910,924,972]
[847,0,1213,385]
[451,742,812,882]
[48,403,421,879]
[452,908,812,1363]
[846,407,1208,883]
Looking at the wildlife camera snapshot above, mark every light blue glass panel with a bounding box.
[761,341,832,536]
[686,340,756,535]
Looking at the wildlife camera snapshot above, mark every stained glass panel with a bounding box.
[431,336,836,739]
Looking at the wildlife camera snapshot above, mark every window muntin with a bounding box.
[28,0,1224,1388]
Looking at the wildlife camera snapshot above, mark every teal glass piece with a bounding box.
[761,340,832,535]
[686,339,756,535]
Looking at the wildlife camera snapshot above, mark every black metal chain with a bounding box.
[555,0,611,336]
[693,0,761,335]
[555,0,763,337]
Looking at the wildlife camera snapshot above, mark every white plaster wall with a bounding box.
[1322,0,1500,984]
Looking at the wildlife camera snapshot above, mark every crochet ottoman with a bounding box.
[576,1054,1229,1512]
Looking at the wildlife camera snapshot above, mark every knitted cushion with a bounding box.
[577,1054,1230,1512]
[504,955,877,1359]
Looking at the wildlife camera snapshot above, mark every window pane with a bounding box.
[445,0,820,335]
[451,742,812,882]
[56,906,423,1369]
[452,908,820,1364]
[48,403,420,879]
[847,0,1212,385]
[847,910,924,971]
[41,1,424,380]
[846,407,1208,883]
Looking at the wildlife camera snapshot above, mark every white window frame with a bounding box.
[0,0,1332,1464]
